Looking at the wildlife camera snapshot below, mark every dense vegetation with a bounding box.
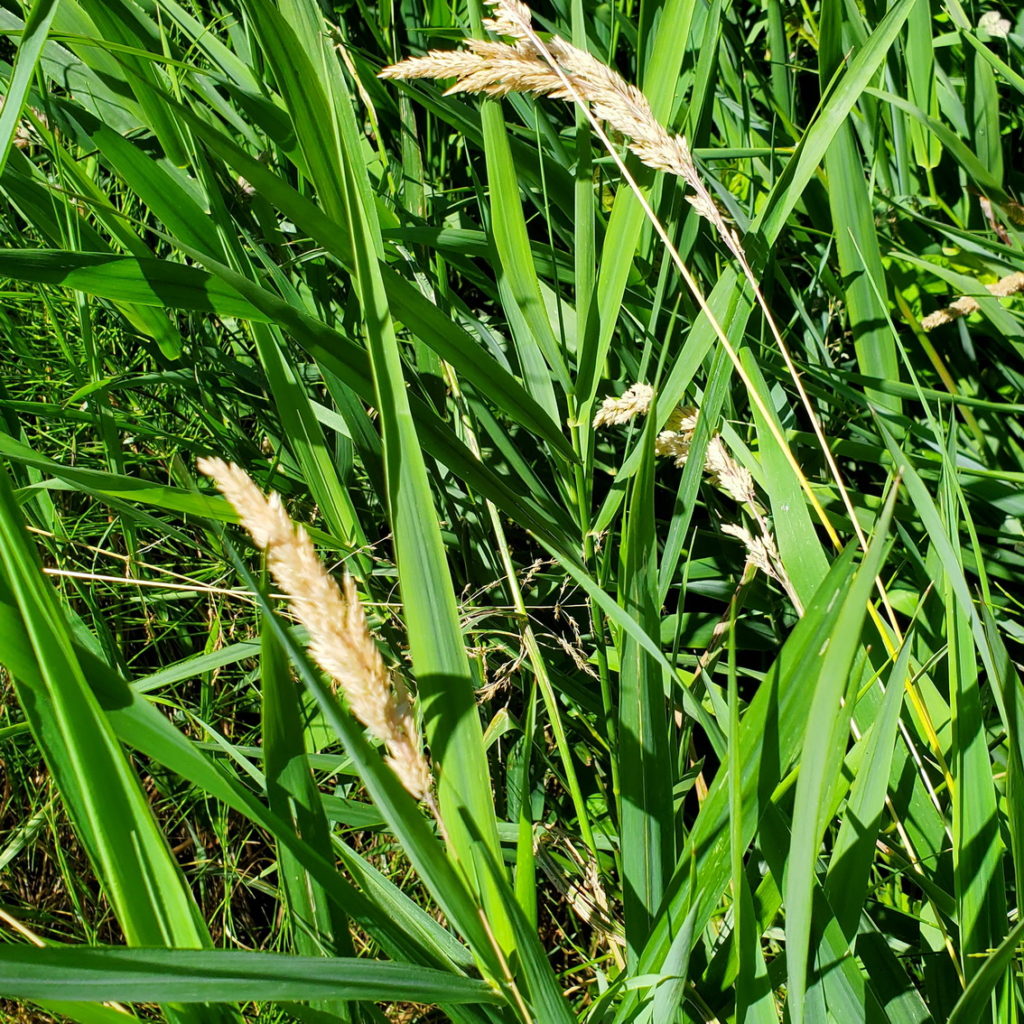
[0,0,1023,1020]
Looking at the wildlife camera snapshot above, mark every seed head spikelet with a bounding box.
[379,0,743,254]
[198,458,432,800]
[704,436,757,506]
[592,382,653,427]
[482,0,535,41]
[921,271,1024,330]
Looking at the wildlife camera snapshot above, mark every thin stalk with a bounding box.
[441,361,600,863]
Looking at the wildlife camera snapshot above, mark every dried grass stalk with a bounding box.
[198,458,432,800]
[920,271,1024,331]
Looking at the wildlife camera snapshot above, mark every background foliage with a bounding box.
[0,0,1023,1020]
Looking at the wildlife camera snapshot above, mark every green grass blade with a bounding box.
[0,0,62,178]
[30,1003,148,1024]
[617,426,675,961]
[0,249,273,320]
[72,0,190,166]
[941,476,1008,987]
[784,483,898,1024]
[741,350,830,605]
[756,0,917,244]
[824,635,911,941]
[904,0,941,170]
[819,0,900,414]
[981,606,1024,903]
[0,946,502,1006]
[970,42,1003,183]
[478,99,570,407]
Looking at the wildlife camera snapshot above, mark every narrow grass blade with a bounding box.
[0,0,61,178]
[742,349,830,605]
[0,947,501,1006]
[617,425,675,961]
[819,0,900,414]
[30,1003,147,1024]
[73,0,189,166]
[824,635,912,941]
[904,0,941,170]
[970,44,1003,183]
[0,250,272,320]
[478,98,570,405]
[757,0,917,244]
[981,606,1024,899]
[941,479,1007,985]
[784,483,897,1024]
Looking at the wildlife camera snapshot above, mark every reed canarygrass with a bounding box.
[380,0,888,609]
[198,457,433,801]
[4,0,1022,1016]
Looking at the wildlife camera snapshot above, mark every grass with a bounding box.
[0,0,1022,1020]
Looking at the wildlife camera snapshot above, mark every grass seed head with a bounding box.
[378,0,744,253]
[921,270,1024,330]
[592,382,654,427]
[198,458,432,800]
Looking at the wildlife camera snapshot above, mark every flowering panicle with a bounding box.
[593,388,798,607]
[592,382,654,427]
[198,458,432,800]
[379,0,742,256]
[921,271,1024,331]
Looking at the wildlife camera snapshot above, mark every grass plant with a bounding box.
[0,0,1023,1020]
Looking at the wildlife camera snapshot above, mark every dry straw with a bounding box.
[198,458,432,801]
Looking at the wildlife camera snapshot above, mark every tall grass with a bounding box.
[0,0,1022,1020]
